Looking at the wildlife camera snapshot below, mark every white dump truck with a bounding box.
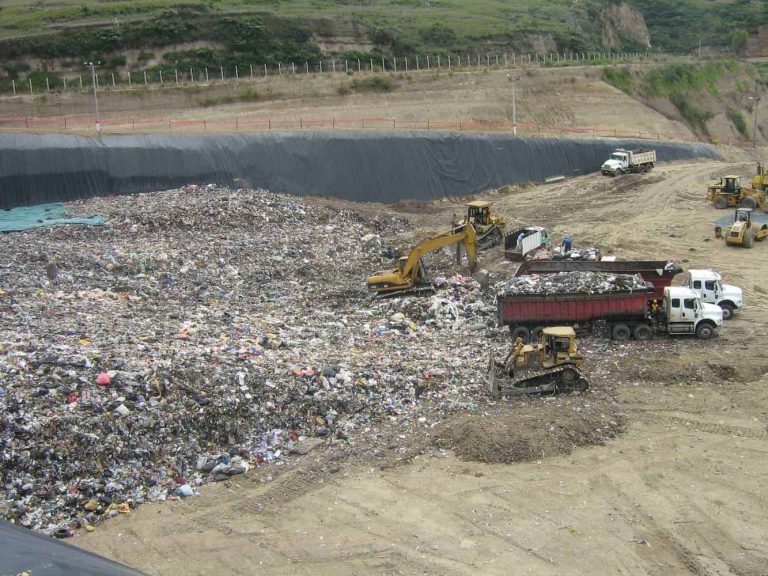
[601,148,656,176]
[682,269,743,320]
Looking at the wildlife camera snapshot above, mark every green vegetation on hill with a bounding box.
[603,60,765,138]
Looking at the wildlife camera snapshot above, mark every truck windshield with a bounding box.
[611,153,626,161]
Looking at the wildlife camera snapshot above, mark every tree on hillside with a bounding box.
[731,30,749,56]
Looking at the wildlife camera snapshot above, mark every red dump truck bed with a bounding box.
[497,287,656,327]
[514,260,681,300]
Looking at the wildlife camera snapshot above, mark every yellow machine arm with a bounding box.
[367,223,478,293]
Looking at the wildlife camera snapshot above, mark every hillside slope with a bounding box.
[0,0,765,87]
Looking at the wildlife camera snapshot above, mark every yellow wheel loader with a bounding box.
[367,223,478,296]
[488,326,588,396]
[715,207,768,248]
[707,175,766,210]
[452,200,506,250]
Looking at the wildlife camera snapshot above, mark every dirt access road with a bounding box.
[79,156,768,575]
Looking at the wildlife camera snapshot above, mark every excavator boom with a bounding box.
[367,224,478,294]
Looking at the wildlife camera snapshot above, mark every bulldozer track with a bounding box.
[493,363,588,395]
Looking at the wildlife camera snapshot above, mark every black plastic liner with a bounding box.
[0,132,721,209]
[0,520,148,576]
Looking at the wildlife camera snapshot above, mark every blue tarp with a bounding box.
[0,203,103,232]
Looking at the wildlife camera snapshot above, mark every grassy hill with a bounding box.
[0,0,765,73]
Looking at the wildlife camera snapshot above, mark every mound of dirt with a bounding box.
[434,396,625,464]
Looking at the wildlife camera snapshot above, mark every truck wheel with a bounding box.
[719,302,735,320]
[695,322,715,340]
[633,324,653,341]
[510,326,531,343]
[740,197,758,210]
[713,196,728,209]
[743,230,755,248]
[611,323,631,341]
[531,325,546,342]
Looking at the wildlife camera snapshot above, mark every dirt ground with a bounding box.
[0,66,694,139]
[76,155,768,575]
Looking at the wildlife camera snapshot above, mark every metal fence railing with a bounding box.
[0,50,671,97]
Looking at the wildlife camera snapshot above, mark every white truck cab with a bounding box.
[663,286,723,339]
[602,151,631,176]
[682,269,743,320]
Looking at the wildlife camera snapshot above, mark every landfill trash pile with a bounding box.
[498,271,649,297]
[0,185,503,536]
[551,246,601,261]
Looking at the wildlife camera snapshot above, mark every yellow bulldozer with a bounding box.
[452,200,506,250]
[367,223,478,296]
[707,175,766,210]
[487,326,589,396]
[715,207,768,248]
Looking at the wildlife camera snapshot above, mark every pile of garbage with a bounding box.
[498,271,649,297]
[0,185,497,535]
[551,246,601,261]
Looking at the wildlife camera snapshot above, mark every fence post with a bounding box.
[236,66,239,81]
[159,70,163,84]
[220,66,224,80]
[306,62,309,74]
[332,60,336,73]
[438,55,441,68]
[280,62,283,75]
[268,118,271,131]
[205,68,209,82]
[250,65,254,79]
[416,56,419,71]
[427,55,430,70]
[382,56,385,72]
[293,62,297,74]
[144,70,147,85]
[405,57,408,72]
[128,74,131,87]
[175,69,179,84]
[12,79,16,95]
[112,73,115,87]
[319,61,322,74]
[29,79,32,96]
[46,77,49,92]
[190,68,194,82]
[64,117,67,130]
[370,58,373,72]
[300,118,303,129]
[393,57,396,72]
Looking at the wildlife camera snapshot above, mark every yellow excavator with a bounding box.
[488,326,588,396]
[452,200,506,250]
[753,162,768,191]
[367,223,478,295]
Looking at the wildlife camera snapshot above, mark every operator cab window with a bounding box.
[684,298,696,309]
[693,280,702,289]
[704,280,717,290]
[671,298,680,308]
